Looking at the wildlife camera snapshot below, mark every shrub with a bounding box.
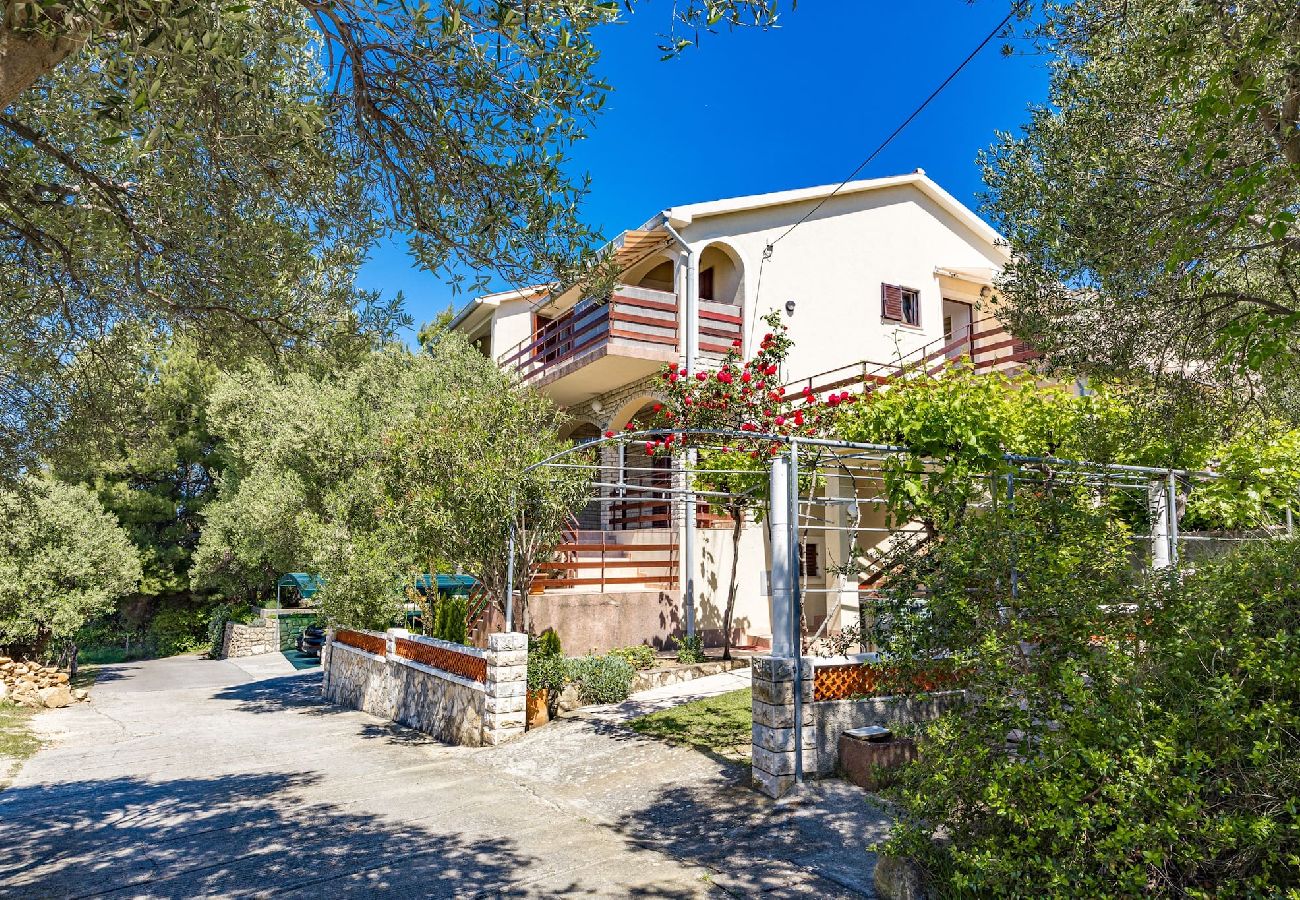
[533,627,562,658]
[147,603,214,657]
[566,654,635,704]
[880,524,1300,896]
[206,602,255,658]
[432,595,468,645]
[676,634,706,664]
[609,644,656,670]
[527,652,567,695]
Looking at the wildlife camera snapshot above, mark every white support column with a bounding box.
[769,455,794,658]
[1149,479,1171,570]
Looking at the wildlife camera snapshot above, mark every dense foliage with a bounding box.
[986,0,1300,402]
[192,333,586,631]
[0,480,141,658]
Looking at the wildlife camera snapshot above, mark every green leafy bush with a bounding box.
[879,510,1300,896]
[206,602,256,658]
[533,627,562,658]
[609,644,656,670]
[566,654,635,705]
[147,604,214,657]
[675,634,706,664]
[527,628,566,695]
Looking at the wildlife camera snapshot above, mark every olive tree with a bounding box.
[985,0,1300,402]
[193,335,586,631]
[0,480,142,663]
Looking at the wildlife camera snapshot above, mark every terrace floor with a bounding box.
[0,652,888,898]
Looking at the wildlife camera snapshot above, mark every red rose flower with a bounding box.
[603,430,615,438]
[696,371,708,381]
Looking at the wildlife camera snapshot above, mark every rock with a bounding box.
[37,685,72,709]
[873,855,926,900]
[73,688,88,702]
[54,672,69,684]
[0,680,7,702]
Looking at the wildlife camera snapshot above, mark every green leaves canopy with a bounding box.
[984,0,1300,401]
[0,480,142,649]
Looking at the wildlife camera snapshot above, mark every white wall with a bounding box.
[679,183,1006,384]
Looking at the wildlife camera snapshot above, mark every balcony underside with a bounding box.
[529,339,678,407]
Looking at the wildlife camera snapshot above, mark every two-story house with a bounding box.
[450,170,1026,653]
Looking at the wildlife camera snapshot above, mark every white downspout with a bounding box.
[663,221,698,641]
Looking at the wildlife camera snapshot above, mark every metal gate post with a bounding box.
[505,521,516,632]
[1167,470,1179,567]
[788,439,805,785]
[1006,471,1018,600]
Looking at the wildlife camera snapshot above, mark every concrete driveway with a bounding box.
[0,653,888,898]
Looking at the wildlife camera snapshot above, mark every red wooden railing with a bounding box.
[498,286,679,383]
[531,530,678,593]
[393,636,487,682]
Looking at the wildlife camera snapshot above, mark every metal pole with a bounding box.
[683,448,697,639]
[505,522,516,632]
[788,440,805,785]
[1167,470,1179,567]
[1006,472,1018,600]
[1287,505,1294,536]
[768,455,794,657]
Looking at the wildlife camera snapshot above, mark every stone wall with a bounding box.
[750,653,965,797]
[220,620,279,659]
[321,628,526,747]
[810,691,963,776]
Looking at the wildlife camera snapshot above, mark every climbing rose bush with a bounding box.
[647,311,844,455]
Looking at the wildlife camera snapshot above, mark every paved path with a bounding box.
[0,654,889,898]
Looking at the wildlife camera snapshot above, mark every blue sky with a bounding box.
[358,1,1049,338]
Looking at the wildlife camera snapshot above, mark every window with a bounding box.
[881,283,921,327]
[800,542,821,578]
[698,267,715,302]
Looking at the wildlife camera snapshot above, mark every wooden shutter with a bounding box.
[881,283,903,320]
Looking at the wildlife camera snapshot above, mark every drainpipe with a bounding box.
[663,221,698,641]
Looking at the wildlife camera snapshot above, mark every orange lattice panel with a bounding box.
[394,638,487,683]
[336,628,387,656]
[814,664,878,701]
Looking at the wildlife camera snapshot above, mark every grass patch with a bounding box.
[628,687,753,766]
[0,702,41,788]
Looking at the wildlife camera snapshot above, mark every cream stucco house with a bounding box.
[450,171,1030,653]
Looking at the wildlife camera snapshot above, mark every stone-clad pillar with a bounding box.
[751,656,816,798]
[483,632,528,745]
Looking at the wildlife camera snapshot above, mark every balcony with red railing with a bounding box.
[497,285,680,406]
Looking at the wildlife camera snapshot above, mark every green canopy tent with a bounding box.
[275,572,323,609]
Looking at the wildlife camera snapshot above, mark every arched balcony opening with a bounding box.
[697,242,745,358]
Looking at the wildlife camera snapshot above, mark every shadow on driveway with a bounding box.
[0,771,536,898]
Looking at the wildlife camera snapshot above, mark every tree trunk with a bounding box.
[721,508,743,661]
[0,23,86,111]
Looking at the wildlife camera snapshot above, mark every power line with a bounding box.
[766,4,1021,252]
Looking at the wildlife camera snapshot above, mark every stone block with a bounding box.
[484,694,526,714]
[488,632,528,652]
[750,656,813,684]
[486,680,526,699]
[751,698,812,728]
[486,666,526,686]
[485,649,528,668]
[752,723,817,754]
[751,766,799,800]
[486,710,526,730]
[481,724,524,746]
[37,685,72,709]
[751,677,813,707]
[751,744,817,778]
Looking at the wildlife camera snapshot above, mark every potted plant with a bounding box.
[526,629,564,728]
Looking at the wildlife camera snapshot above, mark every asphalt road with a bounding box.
[0,653,886,898]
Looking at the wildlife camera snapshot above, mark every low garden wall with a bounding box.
[221,619,279,658]
[321,627,526,747]
[751,653,965,797]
